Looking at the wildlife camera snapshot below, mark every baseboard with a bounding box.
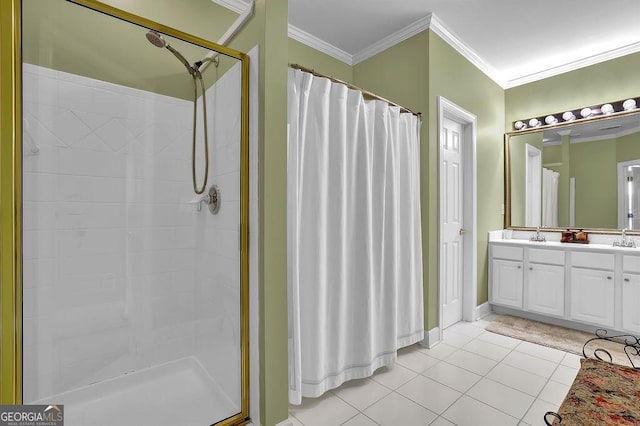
[275,419,294,426]
[476,302,492,320]
[419,327,441,349]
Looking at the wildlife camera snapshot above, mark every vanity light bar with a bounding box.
[513,97,639,131]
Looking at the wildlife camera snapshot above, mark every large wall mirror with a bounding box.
[506,109,640,232]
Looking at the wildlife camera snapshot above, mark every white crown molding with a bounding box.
[288,25,353,65]
[211,0,247,14]
[351,14,432,65]
[427,15,506,87]
[505,41,640,89]
[288,14,640,89]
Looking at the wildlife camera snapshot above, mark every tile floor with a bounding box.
[288,316,581,426]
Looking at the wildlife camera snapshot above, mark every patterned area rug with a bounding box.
[485,315,633,366]
[549,358,640,425]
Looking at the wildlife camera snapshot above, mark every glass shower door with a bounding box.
[20,1,249,425]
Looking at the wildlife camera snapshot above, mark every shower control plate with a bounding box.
[208,185,221,214]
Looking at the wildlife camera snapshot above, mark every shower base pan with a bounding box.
[33,357,237,426]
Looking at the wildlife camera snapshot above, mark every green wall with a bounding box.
[543,144,562,164]
[22,0,239,99]
[227,1,290,425]
[427,32,505,317]
[288,38,353,82]
[571,139,617,228]
[505,52,640,129]
[353,31,505,329]
[617,132,640,163]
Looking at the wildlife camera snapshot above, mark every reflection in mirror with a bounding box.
[508,112,640,230]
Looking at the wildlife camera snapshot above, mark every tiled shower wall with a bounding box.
[23,62,242,406]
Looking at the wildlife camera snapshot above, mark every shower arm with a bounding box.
[198,0,254,74]
[194,56,219,70]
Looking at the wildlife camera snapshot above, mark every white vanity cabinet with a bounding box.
[622,255,640,333]
[490,246,524,308]
[489,240,640,333]
[570,267,615,327]
[569,251,615,327]
[526,248,565,316]
[492,259,524,308]
[490,244,565,314]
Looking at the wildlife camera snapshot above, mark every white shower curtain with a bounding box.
[287,68,424,404]
[542,168,559,227]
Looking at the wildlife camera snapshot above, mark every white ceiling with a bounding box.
[284,0,640,88]
[216,0,640,88]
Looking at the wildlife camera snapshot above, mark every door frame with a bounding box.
[437,96,477,339]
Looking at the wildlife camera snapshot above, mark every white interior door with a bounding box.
[441,118,464,329]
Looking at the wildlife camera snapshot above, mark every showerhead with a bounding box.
[145,30,195,76]
[146,30,167,48]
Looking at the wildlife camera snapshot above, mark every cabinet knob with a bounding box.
[625,278,630,282]
[517,265,521,269]
[529,267,533,270]
[607,276,613,280]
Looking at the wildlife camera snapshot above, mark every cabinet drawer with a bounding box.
[571,251,614,270]
[624,255,640,273]
[529,248,565,265]
[492,245,523,261]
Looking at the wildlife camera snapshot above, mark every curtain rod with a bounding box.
[289,64,422,118]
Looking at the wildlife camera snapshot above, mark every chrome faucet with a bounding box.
[614,228,636,248]
[530,227,546,242]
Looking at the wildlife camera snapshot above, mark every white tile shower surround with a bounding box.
[289,318,580,426]
[22,61,244,422]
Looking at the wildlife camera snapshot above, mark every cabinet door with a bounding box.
[570,267,614,327]
[527,263,564,316]
[623,273,640,333]
[491,259,523,308]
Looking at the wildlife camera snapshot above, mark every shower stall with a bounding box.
[4,1,250,425]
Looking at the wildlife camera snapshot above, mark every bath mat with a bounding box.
[486,315,634,366]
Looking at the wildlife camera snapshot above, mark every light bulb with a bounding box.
[545,115,558,125]
[623,99,637,111]
[580,107,592,118]
[529,118,541,128]
[562,111,575,121]
[514,121,526,130]
[601,103,614,115]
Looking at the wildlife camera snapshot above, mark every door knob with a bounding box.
[459,228,466,236]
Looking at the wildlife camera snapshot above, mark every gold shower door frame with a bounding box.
[0,1,251,425]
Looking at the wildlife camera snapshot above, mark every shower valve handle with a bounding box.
[197,194,212,212]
